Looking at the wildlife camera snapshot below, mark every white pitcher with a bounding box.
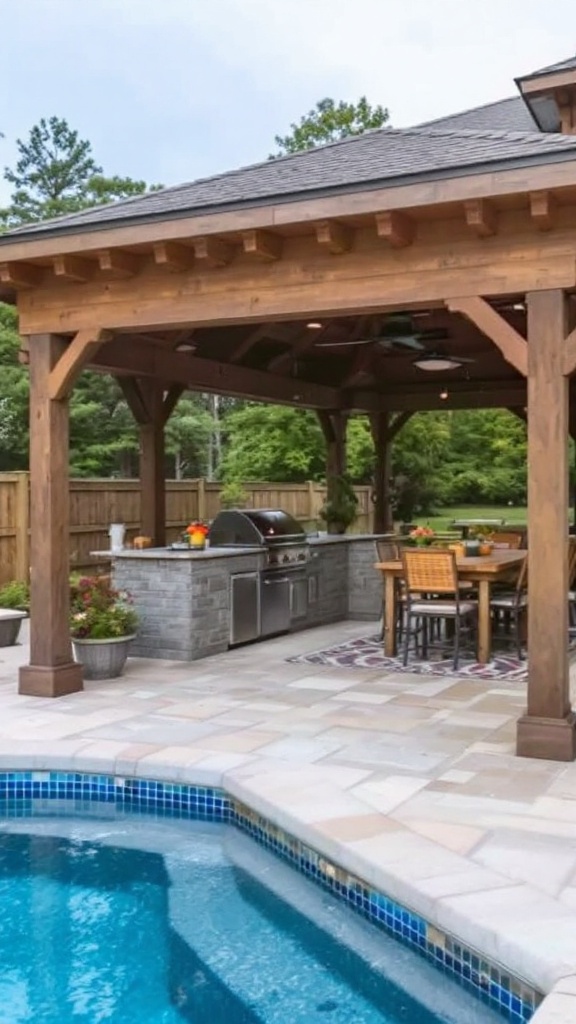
[109,523,126,553]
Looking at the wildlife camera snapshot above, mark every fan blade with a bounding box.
[314,337,373,348]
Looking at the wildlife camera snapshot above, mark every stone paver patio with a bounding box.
[1,620,576,1022]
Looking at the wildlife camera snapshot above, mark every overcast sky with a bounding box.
[0,0,574,204]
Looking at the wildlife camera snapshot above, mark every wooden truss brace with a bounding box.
[446,296,527,377]
[117,377,185,426]
[562,325,576,377]
[48,328,113,401]
[369,410,413,443]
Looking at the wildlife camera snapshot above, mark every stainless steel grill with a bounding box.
[209,509,311,642]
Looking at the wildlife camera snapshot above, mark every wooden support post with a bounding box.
[317,411,348,528]
[517,290,576,760]
[138,382,166,547]
[369,411,413,533]
[19,335,83,697]
[14,472,30,585]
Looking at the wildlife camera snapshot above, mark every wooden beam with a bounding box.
[242,229,282,262]
[315,219,353,254]
[192,236,232,268]
[19,334,83,697]
[464,198,497,237]
[0,261,43,288]
[53,253,94,283]
[98,249,142,279]
[446,296,527,376]
[375,211,415,248]
[162,384,185,424]
[93,338,340,409]
[48,328,113,401]
[267,325,330,373]
[356,384,527,412]
[562,326,576,376]
[517,289,575,760]
[117,377,150,424]
[340,346,375,387]
[507,405,527,423]
[153,241,194,272]
[530,190,556,231]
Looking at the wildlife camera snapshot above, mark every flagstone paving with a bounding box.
[1,620,576,1021]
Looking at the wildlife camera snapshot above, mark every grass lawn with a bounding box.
[415,505,528,533]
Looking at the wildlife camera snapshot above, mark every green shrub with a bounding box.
[0,580,30,610]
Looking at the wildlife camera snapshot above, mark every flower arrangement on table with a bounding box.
[184,520,210,549]
[70,576,138,640]
[408,525,436,547]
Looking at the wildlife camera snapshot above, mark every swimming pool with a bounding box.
[0,814,504,1024]
[0,771,541,1023]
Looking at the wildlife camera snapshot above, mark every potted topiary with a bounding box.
[0,580,29,646]
[70,575,138,680]
[319,475,359,535]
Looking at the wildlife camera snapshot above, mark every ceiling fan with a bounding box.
[314,314,476,370]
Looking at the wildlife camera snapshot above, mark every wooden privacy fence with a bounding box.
[0,474,374,585]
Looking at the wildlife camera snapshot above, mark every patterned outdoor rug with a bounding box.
[288,634,530,681]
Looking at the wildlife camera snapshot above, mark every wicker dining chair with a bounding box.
[401,548,477,671]
[489,553,528,659]
[490,531,525,550]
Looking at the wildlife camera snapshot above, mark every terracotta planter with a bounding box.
[71,635,136,680]
[0,610,27,647]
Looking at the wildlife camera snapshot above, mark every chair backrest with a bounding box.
[491,531,524,550]
[401,547,458,595]
[515,552,528,593]
[375,538,399,563]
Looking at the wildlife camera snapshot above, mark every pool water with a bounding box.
[0,816,504,1024]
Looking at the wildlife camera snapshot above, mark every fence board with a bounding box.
[0,474,374,584]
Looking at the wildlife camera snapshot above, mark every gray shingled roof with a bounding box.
[3,125,576,241]
[521,54,576,78]
[417,96,537,133]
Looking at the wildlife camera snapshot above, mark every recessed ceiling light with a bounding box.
[176,343,196,353]
[306,321,323,329]
[439,387,449,400]
[512,303,525,312]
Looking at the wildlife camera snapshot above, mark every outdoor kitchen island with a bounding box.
[111,532,382,662]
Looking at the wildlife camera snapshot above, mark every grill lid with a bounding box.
[209,508,306,547]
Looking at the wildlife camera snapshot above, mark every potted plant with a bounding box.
[185,520,209,550]
[70,575,138,680]
[407,525,436,547]
[0,580,29,647]
[319,475,359,535]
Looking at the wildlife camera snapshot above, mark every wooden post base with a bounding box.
[19,662,84,698]
[516,711,576,761]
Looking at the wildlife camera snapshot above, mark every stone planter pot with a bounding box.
[71,635,136,680]
[0,610,27,646]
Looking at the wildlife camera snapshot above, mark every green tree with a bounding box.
[1,116,160,228]
[0,304,29,470]
[272,97,389,157]
[219,404,326,482]
[165,397,214,479]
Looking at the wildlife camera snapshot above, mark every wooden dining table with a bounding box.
[374,549,526,664]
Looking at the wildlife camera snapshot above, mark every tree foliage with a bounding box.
[1,116,160,228]
[272,97,389,156]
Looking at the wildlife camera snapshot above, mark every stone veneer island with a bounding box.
[110,534,383,662]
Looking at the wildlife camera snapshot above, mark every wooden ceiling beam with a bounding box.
[354,384,527,412]
[242,229,282,262]
[315,219,353,254]
[464,199,497,237]
[192,235,233,268]
[375,210,415,248]
[98,249,142,279]
[0,261,43,288]
[49,328,113,400]
[529,190,556,231]
[53,254,94,283]
[153,241,194,272]
[446,296,527,376]
[93,338,340,409]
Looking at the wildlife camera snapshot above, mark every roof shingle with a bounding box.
[416,96,537,133]
[3,125,576,241]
